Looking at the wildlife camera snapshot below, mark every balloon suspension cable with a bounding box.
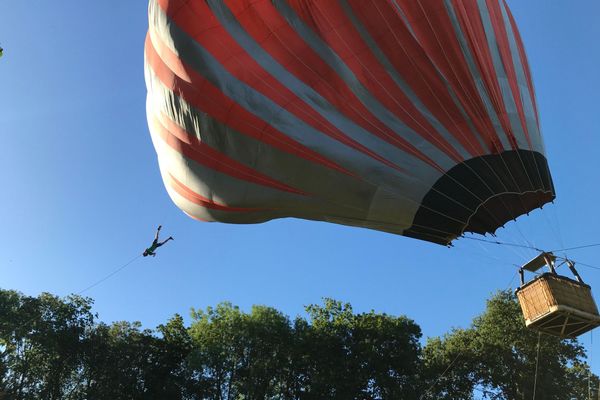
[464,236,544,252]
[464,237,600,271]
[419,352,463,400]
[589,330,594,400]
[532,331,542,400]
[465,236,600,253]
[419,268,521,399]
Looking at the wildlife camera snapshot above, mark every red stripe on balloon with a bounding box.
[168,172,267,212]
[449,0,517,150]
[154,0,414,174]
[222,0,442,171]
[503,0,540,130]
[159,0,420,174]
[349,0,493,157]
[145,34,356,179]
[485,0,532,149]
[150,104,308,196]
[386,0,507,153]
[285,0,466,163]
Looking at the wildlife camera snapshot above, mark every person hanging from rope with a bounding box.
[143,225,173,257]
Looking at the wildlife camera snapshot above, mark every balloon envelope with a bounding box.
[145,0,554,245]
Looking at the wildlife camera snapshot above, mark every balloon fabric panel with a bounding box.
[145,0,554,245]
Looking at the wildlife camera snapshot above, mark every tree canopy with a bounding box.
[0,288,595,399]
[423,290,597,400]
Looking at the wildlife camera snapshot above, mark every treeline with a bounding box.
[0,289,595,399]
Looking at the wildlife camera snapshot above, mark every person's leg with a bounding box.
[154,225,162,242]
[157,237,173,247]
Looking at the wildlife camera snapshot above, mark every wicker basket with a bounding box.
[516,273,600,338]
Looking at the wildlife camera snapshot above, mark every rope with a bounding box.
[464,237,600,261]
[551,243,600,252]
[589,330,593,400]
[464,236,543,252]
[419,268,520,399]
[10,253,144,335]
[4,252,144,398]
[77,254,143,295]
[532,331,541,400]
[553,257,600,272]
[462,236,600,274]
[419,352,462,400]
[549,204,566,250]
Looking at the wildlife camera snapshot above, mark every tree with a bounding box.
[0,289,193,400]
[0,290,94,400]
[79,318,193,400]
[422,290,598,399]
[298,298,422,400]
[185,299,423,400]
[187,302,293,399]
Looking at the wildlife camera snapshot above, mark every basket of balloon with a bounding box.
[516,252,600,338]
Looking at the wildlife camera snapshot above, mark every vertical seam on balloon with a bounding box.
[271,0,457,171]
[484,0,533,151]
[341,0,488,158]
[447,0,513,151]
[500,0,542,151]
[220,0,451,173]
[384,0,498,155]
[497,0,546,194]
[502,0,540,131]
[292,0,468,163]
[182,0,420,175]
[195,0,442,173]
[390,0,508,154]
[476,0,536,193]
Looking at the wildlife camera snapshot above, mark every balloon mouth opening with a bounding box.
[404,150,556,245]
[460,189,555,238]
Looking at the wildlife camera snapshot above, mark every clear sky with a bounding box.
[1,0,600,372]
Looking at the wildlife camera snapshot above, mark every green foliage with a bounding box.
[297,299,422,399]
[187,302,293,399]
[422,290,598,399]
[0,290,192,400]
[0,288,596,399]
[0,291,94,400]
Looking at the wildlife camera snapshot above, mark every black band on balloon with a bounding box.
[404,150,555,245]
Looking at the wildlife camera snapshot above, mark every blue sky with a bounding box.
[1,0,600,371]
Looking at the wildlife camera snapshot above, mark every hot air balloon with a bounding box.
[144,0,554,245]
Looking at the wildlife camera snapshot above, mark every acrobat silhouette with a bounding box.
[143,225,173,257]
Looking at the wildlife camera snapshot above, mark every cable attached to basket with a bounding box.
[532,331,542,400]
[465,237,600,254]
